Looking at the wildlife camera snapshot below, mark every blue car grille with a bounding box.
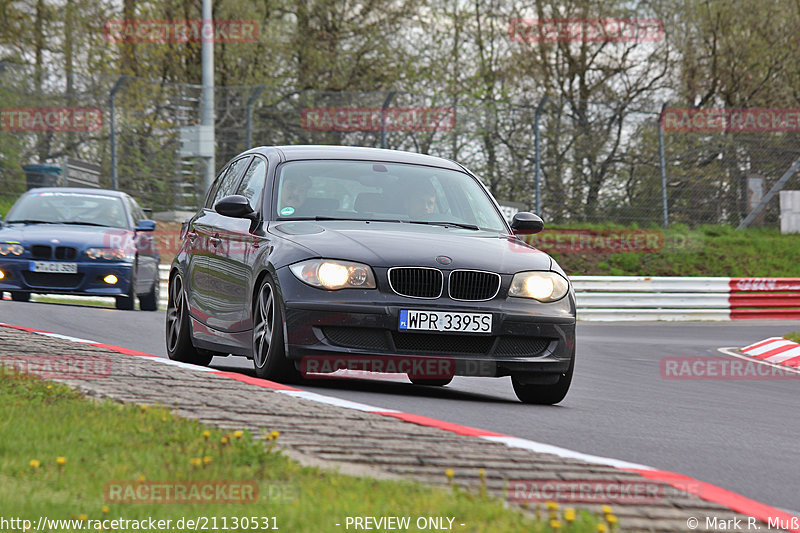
[31,245,52,259]
[28,245,78,260]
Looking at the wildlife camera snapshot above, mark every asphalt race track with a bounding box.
[2,299,798,515]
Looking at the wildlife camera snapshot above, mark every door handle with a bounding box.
[209,234,222,247]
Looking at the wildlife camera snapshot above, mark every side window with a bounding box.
[126,197,145,224]
[204,166,229,209]
[236,157,267,211]
[210,157,251,208]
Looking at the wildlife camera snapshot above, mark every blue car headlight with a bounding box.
[86,247,130,261]
[0,243,24,256]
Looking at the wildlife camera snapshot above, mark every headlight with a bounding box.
[290,259,376,290]
[508,271,569,302]
[86,247,127,260]
[0,243,24,256]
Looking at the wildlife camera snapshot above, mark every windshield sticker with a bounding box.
[280,206,295,216]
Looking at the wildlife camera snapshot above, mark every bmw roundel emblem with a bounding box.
[435,255,452,265]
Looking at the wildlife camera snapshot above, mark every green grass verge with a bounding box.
[532,224,800,277]
[784,332,800,343]
[0,368,608,532]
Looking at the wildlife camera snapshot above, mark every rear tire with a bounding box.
[252,275,300,382]
[11,292,30,302]
[139,274,159,311]
[165,272,212,366]
[511,355,574,405]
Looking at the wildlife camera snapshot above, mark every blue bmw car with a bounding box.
[0,188,160,310]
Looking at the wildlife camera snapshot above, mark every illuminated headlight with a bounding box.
[508,271,569,302]
[289,259,376,290]
[86,248,127,260]
[0,243,24,256]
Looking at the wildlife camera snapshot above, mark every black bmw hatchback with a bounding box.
[167,145,576,404]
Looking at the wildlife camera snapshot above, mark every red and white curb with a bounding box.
[1,322,798,531]
[741,337,800,368]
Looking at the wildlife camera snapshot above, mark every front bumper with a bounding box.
[276,267,576,379]
[0,257,133,296]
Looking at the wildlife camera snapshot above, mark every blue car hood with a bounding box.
[0,223,133,249]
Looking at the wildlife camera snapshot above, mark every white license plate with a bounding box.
[31,261,78,274]
[399,310,492,333]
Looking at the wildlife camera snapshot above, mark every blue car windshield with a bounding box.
[6,191,129,229]
[274,160,508,233]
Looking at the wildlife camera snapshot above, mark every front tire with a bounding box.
[115,275,135,310]
[10,291,30,302]
[252,275,300,382]
[139,274,159,311]
[165,272,211,366]
[511,355,574,405]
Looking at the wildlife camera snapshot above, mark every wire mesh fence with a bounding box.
[2,63,799,227]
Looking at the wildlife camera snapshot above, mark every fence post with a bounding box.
[109,75,129,191]
[380,91,396,149]
[658,102,669,228]
[201,0,215,190]
[738,155,800,229]
[534,95,548,214]
[246,85,266,150]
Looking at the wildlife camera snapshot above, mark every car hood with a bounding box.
[0,223,133,249]
[270,220,551,273]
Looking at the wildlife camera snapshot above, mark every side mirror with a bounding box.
[0,214,3,229]
[136,220,156,232]
[215,195,257,221]
[510,212,544,235]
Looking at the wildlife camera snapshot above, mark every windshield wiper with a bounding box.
[59,221,115,227]
[5,219,57,225]
[408,220,481,231]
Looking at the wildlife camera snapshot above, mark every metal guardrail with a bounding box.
[156,267,800,321]
[575,275,800,320]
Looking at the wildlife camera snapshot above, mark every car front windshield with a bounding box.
[7,191,129,229]
[274,160,508,233]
